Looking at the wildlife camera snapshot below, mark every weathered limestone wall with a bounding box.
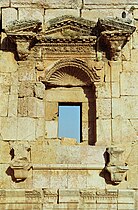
[0,0,138,209]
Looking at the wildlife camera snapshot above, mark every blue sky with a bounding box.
[58,105,80,142]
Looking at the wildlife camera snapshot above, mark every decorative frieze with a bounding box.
[25,190,41,201]
[43,189,57,204]
[80,189,117,203]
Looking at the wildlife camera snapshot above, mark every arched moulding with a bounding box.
[40,59,101,86]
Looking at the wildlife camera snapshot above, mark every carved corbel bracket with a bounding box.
[7,34,36,60]
[106,147,128,184]
[98,17,136,60]
[9,142,31,181]
[10,157,31,181]
[5,20,41,60]
[100,31,131,60]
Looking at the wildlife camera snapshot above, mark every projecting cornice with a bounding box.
[5,16,136,61]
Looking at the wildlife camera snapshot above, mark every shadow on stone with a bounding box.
[99,150,118,185]
[6,166,25,183]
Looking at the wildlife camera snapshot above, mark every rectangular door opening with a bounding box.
[58,103,82,143]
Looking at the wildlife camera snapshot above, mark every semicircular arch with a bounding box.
[45,59,100,86]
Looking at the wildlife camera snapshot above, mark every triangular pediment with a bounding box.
[44,15,96,38]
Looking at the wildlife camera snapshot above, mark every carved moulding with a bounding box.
[106,146,128,184]
[80,189,117,203]
[39,59,102,86]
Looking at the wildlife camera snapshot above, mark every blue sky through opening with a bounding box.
[58,105,81,143]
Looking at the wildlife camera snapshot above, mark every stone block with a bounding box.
[2,8,17,29]
[127,165,138,189]
[87,170,106,188]
[120,72,138,95]
[82,102,90,121]
[118,190,135,204]
[10,71,19,95]
[60,138,78,145]
[0,52,17,73]
[82,121,88,140]
[59,189,80,203]
[112,117,137,144]
[17,117,35,140]
[0,141,11,163]
[35,118,45,139]
[18,81,34,97]
[67,170,87,189]
[96,99,111,118]
[129,120,138,139]
[96,119,111,146]
[104,61,111,82]
[112,82,120,98]
[0,95,8,116]
[96,82,111,98]
[132,31,138,49]
[134,9,138,19]
[0,0,10,7]
[44,9,79,23]
[56,146,81,164]
[18,97,28,117]
[28,97,44,118]
[45,121,58,138]
[109,61,121,82]
[0,164,11,188]
[46,87,92,103]
[112,97,138,118]
[45,102,58,121]
[97,203,117,209]
[18,61,36,82]
[1,117,17,140]
[122,41,131,61]
[123,61,138,72]
[80,146,105,165]
[8,95,18,117]
[34,82,45,99]
[131,48,138,62]
[33,170,50,188]
[0,73,11,85]
[0,84,10,95]
[31,144,57,164]
[32,0,80,9]
[82,9,122,21]
[50,170,68,189]
[19,8,44,22]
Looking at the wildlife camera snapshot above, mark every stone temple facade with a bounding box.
[0,0,138,209]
